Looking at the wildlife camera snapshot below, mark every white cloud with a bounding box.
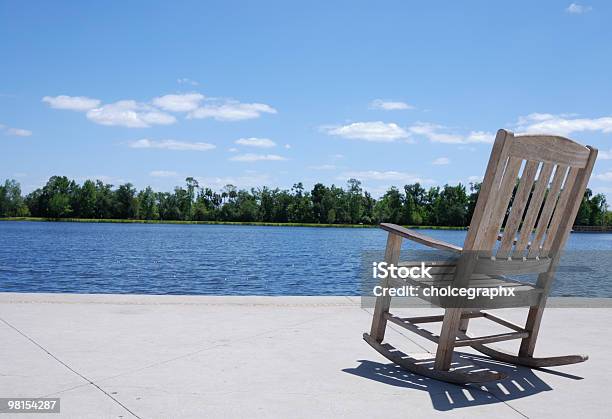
[284,144,291,149]
[468,175,483,183]
[599,149,612,160]
[325,121,409,142]
[44,95,175,127]
[42,95,101,111]
[129,139,216,151]
[5,127,32,137]
[75,175,124,185]
[189,100,277,121]
[229,153,286,162]
[465,131,494,143]
[594,171,612,182]
[409,122,494,144]
[593,186,612,196]
[515,113,612,136]
[177,78,199,86]
[518,112,560,122]
[196,173,271,189]
[149,170,179,178]
[566,3,592,14]
[86,100,176,128]
[370,99,414,111]
[432,157,450,165]
[44,93,275,126]
[339,170,434,184]
[235,137,276,148]
[410,123,462,143]
[309,164,336,170]
[152,93,204,112]
[228,147,238,152]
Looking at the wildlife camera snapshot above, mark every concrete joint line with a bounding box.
[0,317,142,419]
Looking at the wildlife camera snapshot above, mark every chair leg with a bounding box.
[369,290,391,342]
[519,304,545,357]
[434,307,463,370]
[520,269,555,357]
[369,233,402,342]
[435,252,479,370]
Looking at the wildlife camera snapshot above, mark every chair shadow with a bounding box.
[343,352,579,411]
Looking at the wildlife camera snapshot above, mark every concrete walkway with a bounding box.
[0,293,609,418]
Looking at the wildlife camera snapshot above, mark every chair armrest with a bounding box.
[380,223,463,253]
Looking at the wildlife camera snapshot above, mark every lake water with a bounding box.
[0,221,610,296]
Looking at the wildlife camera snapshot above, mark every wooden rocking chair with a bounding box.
[364,129,598,384]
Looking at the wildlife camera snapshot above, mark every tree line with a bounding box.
[0,176,609,227]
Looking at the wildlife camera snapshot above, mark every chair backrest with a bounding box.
[463,129,598,268]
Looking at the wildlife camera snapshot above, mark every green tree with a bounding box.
[75,180,97,218]
[48,194,72,218]
[181,177,199,220]
[288,183,313,223]
[311,183,328,223]
[173,186,190,220]
[114,183,138,219]
[361,191,375,224]
[193,186,214,221]
[0,179,29,217]
[273,189,292,222]
[38,176,77,218]
[346,179,363,224]
[435,184,469,227]
[466,182,481,225]
[25,188,43,217]
[138,186,159,220]
[94,181,115,219]
[585,190,607,225]
[573,189,608,226]
[374,187,403,224]
[257,187,276,222]
[328,185,348,223]
[157,192,180,220]
[403,183,427,225]
[236,190,258,221]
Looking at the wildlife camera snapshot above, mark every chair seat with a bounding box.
[391,261,543,308]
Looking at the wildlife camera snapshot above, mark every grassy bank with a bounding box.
[0,217,468,230]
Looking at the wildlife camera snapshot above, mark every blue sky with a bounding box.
[1,1,612,198]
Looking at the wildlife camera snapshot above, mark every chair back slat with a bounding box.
[463,130,597,275]
[540,167,580,257]
[512,162,554,257]
[543,147,598,261]
[497,160,539,259]
[481,157,523,254]
[527,165,569,258]
[464,130,515,251]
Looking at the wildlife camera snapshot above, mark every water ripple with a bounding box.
[0,222,610,296]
